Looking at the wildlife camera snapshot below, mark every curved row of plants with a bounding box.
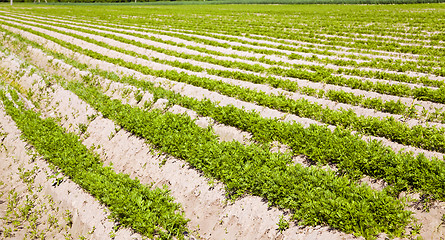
[18,12,445,77]
[85,68,445,202]
[7,15,445,105]
[144,27,445,76]
[8,4,444,56]
[27,11,444,69]
[127,8,445,58]
[78,19,445,86]
[23,5,443,43]
[5,17,445,127]
[1,50,415,239]
[64,78,412,240]
[85,22,445,88]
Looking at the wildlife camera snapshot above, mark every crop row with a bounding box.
[40,6,444,60]
[147,28,445,75]
[3,15,429,118]
[81,22,445,87]
[162,8,444,54]
[2,4,445,240]
[62,14,443,60]
[7,14,445,102]
[86,68,445,201]
[43,14,445,81]
[4,18,441,238]
[66,78,412,239]
[34,7,444,57]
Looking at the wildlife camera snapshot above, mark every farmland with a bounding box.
[0,3,445,239]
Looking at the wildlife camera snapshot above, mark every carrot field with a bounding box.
[0,3,444,239]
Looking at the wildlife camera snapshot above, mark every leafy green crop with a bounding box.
[4,26,445,203]
[84,69,445,201]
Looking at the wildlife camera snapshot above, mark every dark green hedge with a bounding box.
[2,0,444,4]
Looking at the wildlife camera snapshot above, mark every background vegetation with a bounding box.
[1,0,444,5]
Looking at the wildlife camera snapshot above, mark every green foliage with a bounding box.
[77,123,88,134]
[82,68,445,202]
[277,215,289,233]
